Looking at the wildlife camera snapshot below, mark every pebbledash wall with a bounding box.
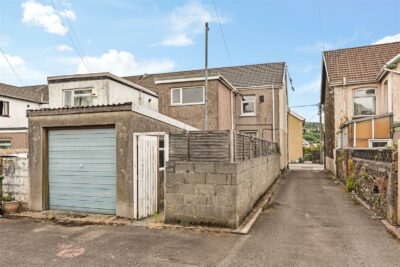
[165,131,281,228]
[336,149,397,224]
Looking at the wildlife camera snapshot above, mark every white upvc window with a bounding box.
[353,88,376,116]
[241,95,256,116]
[0,100,9,117]
[171,87,205,106]
[368,139,392,148]
[63,88,94,107]
[0,139,11,149]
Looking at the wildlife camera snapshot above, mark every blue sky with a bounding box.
[0,0,399,121]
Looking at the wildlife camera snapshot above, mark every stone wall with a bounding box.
[336,149,397,224]
[165,153,280,228]
[1,157,29,203]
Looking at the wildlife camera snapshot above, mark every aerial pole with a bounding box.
[204,22,209,130]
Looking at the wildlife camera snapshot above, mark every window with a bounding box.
[353,88,376,116]
[63,89,93,107]
[240,131,258,137]
[159,137,165,170]
[171,87,204,105]
[241,95,256,116]
[383,81,388,113]
[0,101,9,116]
[0,140,11,149]
[369,139,391,148]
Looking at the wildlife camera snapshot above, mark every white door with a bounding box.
[133,135,159,219]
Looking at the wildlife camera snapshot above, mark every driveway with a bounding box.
[1,169,400,266]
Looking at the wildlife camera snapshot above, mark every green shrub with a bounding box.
[2,192,15,202]
[345,177,356,192]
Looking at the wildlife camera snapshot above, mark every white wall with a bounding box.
[0,96,41,129]
[48,78,158,111]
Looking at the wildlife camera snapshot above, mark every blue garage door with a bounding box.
[48,128,116,214]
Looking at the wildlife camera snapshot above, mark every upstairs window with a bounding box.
[63,89,93,107]
[353,88,376,116]
[241,95,256,116]
[171,87,204,105]
[0,100,9,117]
[0,139,11,149]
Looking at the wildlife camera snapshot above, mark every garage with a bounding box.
[48,128,116,214]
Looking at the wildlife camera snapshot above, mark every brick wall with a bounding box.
[165,153,280,228]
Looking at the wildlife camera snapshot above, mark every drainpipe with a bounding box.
[230,91,234,130]
[272,85,275,142]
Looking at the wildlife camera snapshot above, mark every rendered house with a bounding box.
[125,62,289,169]
[0,83,48,153]
[321,42,400,173]
[288,110,304,162]
[28,72,196,218]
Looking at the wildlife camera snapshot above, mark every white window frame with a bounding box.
[353,88,376,117]
[0,100,9,117]
[63,88,94,107]
[170,86,205,106]
[368,139,392,148]
[241,95,256,116]
[0,139,11,149]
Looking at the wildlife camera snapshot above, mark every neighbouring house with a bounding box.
[28,72,196,218]
[288,110,304,162]
[125,62,289,169]
[321,42,400,173]
[0,83,48,154]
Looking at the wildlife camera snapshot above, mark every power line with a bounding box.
[50,0,91,72]
[316,0,326,51]
[56,0,92,70]
[212,0,232,64]
[0,47,24,86]
[288,103,319,108]
[286,66,295,91]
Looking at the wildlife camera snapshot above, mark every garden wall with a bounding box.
[0,156,29,203]
[336,149,397,224]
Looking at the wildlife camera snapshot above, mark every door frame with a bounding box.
[133,132,169,220]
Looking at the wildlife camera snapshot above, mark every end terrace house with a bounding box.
[125,62,289,170]
[27,72,196,219]
[321,42,400,173]
[0,83,48,153]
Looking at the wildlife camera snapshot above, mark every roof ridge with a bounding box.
[124,61,286,78]
[323,41,400,54]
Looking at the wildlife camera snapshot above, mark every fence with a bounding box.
[169,130,279,162]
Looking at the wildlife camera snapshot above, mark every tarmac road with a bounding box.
[1,169,400,266]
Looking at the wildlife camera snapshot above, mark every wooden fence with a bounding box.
[169,131,279,162]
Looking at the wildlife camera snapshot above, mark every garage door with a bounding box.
[48,128,116,214]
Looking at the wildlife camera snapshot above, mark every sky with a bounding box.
[0,0,399,121]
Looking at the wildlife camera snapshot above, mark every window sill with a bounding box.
[240,113,257,117]
[0,115,10,118]
[170,103,205,107]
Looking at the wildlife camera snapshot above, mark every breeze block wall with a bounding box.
[165,131,281,228]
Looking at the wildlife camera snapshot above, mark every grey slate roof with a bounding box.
[0,83,48,103]
[124,62,286,89]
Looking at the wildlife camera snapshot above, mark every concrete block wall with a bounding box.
[1,157,29,202]
[165,153,280,228]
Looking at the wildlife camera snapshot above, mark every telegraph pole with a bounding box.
[204,22,209,130]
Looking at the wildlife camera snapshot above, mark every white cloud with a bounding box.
[56,44,73,52]
[21,0,76,35]
[161,34,194,47]
[76,49,174,76]
[372,33,400,45]
[159,1,228,47]
[297,77,321,93]
[0,53,47,85]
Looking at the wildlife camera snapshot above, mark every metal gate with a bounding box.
[133,133,167,219]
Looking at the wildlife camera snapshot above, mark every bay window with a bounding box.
[353,88,376,116]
